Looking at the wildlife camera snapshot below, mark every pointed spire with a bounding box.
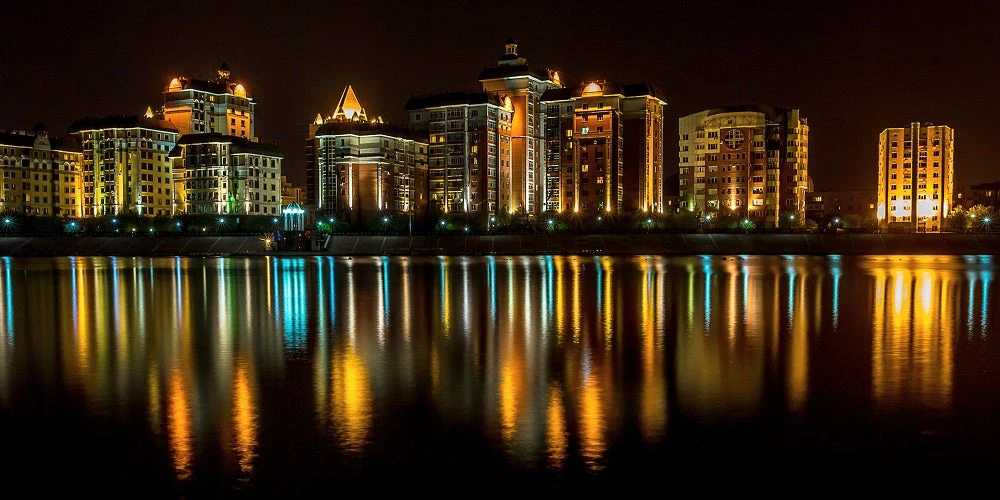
[144,106,155,119]
[332,85,367,121]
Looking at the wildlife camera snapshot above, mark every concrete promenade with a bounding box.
[0,233,999,257]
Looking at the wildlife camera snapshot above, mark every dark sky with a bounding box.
[2,1,997,189]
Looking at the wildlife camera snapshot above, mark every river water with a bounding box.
[0,255,996,494]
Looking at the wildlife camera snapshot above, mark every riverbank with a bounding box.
[0,233,998,257]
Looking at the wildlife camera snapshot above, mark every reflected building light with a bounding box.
[346,258,357,345]
[702,256,713,332]
[578,369,606,470]
[571,258,582,342]
[546,384,567,469]
[400,258,411,342]
[232,362,258,476]
[487,256,497,329]
[281,259,308,353]
[498,353,522,448]
[979,270,992,337]
[0,258,12,402]
[640,258,667,441]
[377,256,389,348]
[554,257,564,341]
[461,257,471,338]
[438,257,450,335]
[830,256,842,329]
[966,270,977,335]
[330,347,372,452]
[168,367,193,481]
[786,266,809,412]
[872,267,953,413]
[601,257,613,350]
[2,257,15,344]
[685,263,695,333]
[542,256,554,338]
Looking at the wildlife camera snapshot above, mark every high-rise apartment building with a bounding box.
[541,82,665,214]
[478,38,561,214]
[163,63,255,138]
[0,125,83,217]
[69,114,179,217]
[406,92,513,215]
[168,133,282,216]
[877,123,954,232]
[307,86,428,220]
[678,106,809,227]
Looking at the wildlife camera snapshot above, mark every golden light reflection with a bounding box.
[546,385,567,468]
[232,363,257,475]
[786,264,809,412]
[640,259,667,440]
[498,357,521,446]
[871,264,954,412]
[331,346,373,452]
[168,368,193,481]
[578,369,606,470]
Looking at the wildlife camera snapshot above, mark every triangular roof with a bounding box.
[332,85,367,121]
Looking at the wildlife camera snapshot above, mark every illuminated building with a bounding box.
[877,123,954,232]
[68,114,179,217]
[541,82,665,213]
[478,38,562,214]
[280,175,304,205]
[678,106,809,227]
[0,124,82,216]
[406,92,513,214]
[168,133,282,215]
[805,189,877,223]
[163,63,255,138]
[307,86,428,220]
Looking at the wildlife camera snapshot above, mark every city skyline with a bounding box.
[1,2,995,192]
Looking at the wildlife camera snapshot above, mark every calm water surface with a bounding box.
[0,255,997,494]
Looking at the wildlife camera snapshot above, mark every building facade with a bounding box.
[69,115,179,217]
[678,106,809,227]
[955,181,1000,212]
[281,175,304,205]
[169,133,282,216]
[805,189,877,223]
[541,82,665,214]
[406,92,513,215]
[0,126,83,217]
[163,63,255,138]
[478,38,561,214]
[877,123,954,232]
[307,86,428,220]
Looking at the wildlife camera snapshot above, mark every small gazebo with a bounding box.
[282,202,305,231]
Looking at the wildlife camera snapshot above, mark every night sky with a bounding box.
[1,1,997,189]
